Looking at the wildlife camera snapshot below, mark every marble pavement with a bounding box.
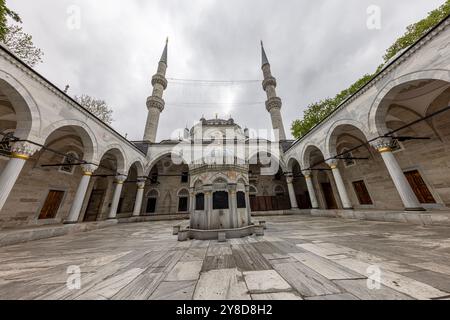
[1,215,450,300]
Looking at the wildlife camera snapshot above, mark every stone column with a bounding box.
[228,183,238,228]
[66,164,98,223]
[0,142,40,212]
[304,170,319,209]
[285,174,299,209]
[327,160,353,210]
[245,185,252,225]
[132,179,146,217]
[204,185,212,229]
[108,175,127,219]
[372,138,424,211]
[189,187,195,214]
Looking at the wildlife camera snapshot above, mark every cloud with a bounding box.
[10,0,445,140]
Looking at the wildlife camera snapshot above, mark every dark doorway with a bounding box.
[321,183,338,209]
[178,197,188,212]
[84,190,104,222]
[146,198,157,213]
[296,193,312,209]
[404,170,436,204]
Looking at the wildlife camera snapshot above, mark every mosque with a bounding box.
[1,16,450,240]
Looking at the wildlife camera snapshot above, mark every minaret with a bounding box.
[261,41,287,141]
[143,38,169,143]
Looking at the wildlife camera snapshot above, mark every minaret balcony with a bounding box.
[262,76,277,91]
[146,96,165,112]
[151,74,168,90]
[265,97,282,112]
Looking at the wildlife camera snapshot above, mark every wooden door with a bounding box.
[258,197,267,211]
[84,190,104,222]
[404,170,436,204]
[352,180,373,205]
[321,183,338,209]
[39,190,65,220]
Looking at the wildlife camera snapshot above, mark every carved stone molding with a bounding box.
[265,97,282,112]
[81,164,98,175]
[151,74,168,90]
[10,142,40,159]
[136,178,147,189]
[326,159,339,169]
[371,137,394,153]
[115,175,128,184]
[146,96,165,112]
[303,170,312,179]
[262,76,277,91]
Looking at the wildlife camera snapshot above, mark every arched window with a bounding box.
[195,193,205,211]
[342,148,356,167]
[391,138,404,153]
[213,191,229,210]
[178,189,189,212]
[249,186,258,195]
[181,172,189,183]
[237,191,246,209]
[59,151,79,174]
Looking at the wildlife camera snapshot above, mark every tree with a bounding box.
[291,0,450,139]
[2,24,43,67]
[0,0,21,41]
[75,94,114,125]
[0,0,43,68]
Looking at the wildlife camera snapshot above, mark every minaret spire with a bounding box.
[261,41,269,67]
[143,39,169,143]
[160,37,168,65]
[260,41,287,141]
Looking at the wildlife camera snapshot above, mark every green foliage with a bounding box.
[291,1,450,139]
[0,0,21,41]
[75,95,114,125]
[3,25,43,67]
[290,73,375,139]
[383,0,450,63]
[1,0,43,68]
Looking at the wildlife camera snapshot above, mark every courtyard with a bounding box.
[0,215,450,300]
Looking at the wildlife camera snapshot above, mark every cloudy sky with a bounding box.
[10,0,445,141]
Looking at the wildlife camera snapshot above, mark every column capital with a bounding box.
[203,184,212,195]
[285,174,294,184]
[136,178,146,189]
[81,164,97,176]
[303,170,312,179]
[371,137,394,153]
[326,159,339,170]
[10,142,40,160]
[115,175,128,184]
[228,183,237,194]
